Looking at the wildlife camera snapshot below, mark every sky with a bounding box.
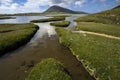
[0,0,120,14]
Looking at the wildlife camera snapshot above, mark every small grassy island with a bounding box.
[50,20,70,27]
[31,16,65,23]
[0,23,38,56]
[26,58,71,80]
[0,16,15,19]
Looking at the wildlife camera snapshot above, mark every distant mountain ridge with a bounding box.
[1,5,119,16]
[44,5,87,14]
[113,5,120,9]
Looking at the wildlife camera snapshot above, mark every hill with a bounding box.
[76,5,120,24]
[0,5,87,16]
[44,5,87,14]
[113,5,120,9]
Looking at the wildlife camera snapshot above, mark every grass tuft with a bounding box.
[50,20,70,27]
[26,58,71,80]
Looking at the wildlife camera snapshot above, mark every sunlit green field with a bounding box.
[75,6,120,36]
[56,28,120,80]
[55,6,120,80]
[26,58,71,80]
[76,22,120,37]
[0,23,38,56]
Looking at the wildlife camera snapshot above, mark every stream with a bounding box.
[0,14,95,80]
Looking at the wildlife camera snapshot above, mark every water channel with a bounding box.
[0,14,95,80]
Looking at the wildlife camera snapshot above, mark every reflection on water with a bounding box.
[28,23,56,46]
[0,22,57,58]
[34,23,56,37]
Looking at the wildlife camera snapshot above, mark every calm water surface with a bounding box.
[0,16,47,23]
[0,15,94,80]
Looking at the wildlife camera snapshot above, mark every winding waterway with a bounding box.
[0,14,95,80]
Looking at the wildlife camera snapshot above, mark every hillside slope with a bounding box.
[76,5,120,24]
[44,5,87,14]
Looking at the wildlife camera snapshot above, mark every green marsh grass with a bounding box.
[26,58,71,80]
[76,22,120,37]
[50,20,70,27]
[0,23,38,56]
[56,28,120,80]
[75,6,120,37]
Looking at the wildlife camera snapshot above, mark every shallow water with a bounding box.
[0,15,94,80]
[66,16,77,30]
[0,16,47,24]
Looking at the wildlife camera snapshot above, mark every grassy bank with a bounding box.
[31,16,65,23]
[76,22,120,37]
[26,58,71,80]
[56,28,120,80]
[0,23,38,56]
[50,21,70,27]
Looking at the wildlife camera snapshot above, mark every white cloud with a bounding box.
[75,0,86,7]
[0,0,13,4]
[23,0,51,8]
[100,0,106,2]
[0,0,48,13]
[0,0,88,14]
[2,0,118,14]
[92,0,107,3]
[0,0,119,14]
[0,0,19,10]
[50,0,87,7]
